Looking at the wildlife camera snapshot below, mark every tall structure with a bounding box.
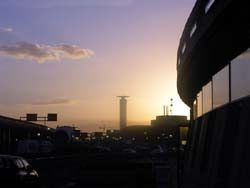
[177,1,250,188]
[117,96,129,130]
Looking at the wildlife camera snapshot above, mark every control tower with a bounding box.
[117,96,129,130]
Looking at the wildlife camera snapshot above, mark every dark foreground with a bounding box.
[28,153,177,188]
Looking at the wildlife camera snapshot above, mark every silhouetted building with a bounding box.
[117,115,188,143]
[117,96,129,130]
[0,115,54,154]
[93,132,103,138]
[177,1,250,188]
[121,125,150,142]
[106,129,120,136]
[151,115,188,127]
[151,115,188,145]
[80,132,88,140]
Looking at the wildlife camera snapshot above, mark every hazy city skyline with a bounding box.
[0,0,196,131]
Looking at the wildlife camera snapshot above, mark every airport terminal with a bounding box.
[177,0,250,187]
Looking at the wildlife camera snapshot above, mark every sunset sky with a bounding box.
[0,0,196,132]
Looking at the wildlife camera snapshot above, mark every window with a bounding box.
[197,91,203,117]
[21,159,30,168]
[178,57,181,67]
[193,99,197,119]
[231,49,250,101]
[202,81,212,114]
[190,22,197,38]
[182,42,186,54]
[213,65,229,108]
[14,159,24,169]
[205,0,215,14]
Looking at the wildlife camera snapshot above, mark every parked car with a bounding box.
[151,145,164,155]
[122,148,137,154]
[0,155,39,187]
[150,145,168,159]
[95,145,111,153]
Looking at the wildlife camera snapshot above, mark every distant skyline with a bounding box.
[0,0,196,132]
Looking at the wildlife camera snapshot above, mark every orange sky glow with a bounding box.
[0,0,195,132]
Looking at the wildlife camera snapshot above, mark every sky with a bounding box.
[0,0,196,132]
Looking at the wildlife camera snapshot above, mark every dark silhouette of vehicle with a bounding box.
[0,155,39,187]
[95,145,112,153]
[122,148,137,154]
[55,126,75,145]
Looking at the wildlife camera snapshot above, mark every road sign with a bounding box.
[47,113,57,121]
[26,114,37,121]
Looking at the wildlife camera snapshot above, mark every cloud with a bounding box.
[0,27,13,33]
[32,98,75,105]
[0,42,94,63]
[54,44,94,60]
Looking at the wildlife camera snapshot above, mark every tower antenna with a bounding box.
[170,98,173,115]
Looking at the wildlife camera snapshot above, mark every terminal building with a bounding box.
[0,115,54,154]
[177,1,250,188]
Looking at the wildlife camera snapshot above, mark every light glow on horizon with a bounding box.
[0,0,195,131]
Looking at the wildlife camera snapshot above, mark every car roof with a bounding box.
[0,155,24,160]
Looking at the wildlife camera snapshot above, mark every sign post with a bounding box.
[20,113,58,126]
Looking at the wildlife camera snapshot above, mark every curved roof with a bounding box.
[177,0,250,106]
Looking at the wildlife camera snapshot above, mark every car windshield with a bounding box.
[20,159,29,168]
[14,159,25,169]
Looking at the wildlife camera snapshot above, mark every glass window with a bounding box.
[203,81,212,114]
[14,159,24,169]
[197,91,203,117]
[21,159,30,168]
[231,49,250,101]
[213,65,229,109]
[177,57,181,67]
[205,0,215,14]
[190,22,197,38]
[182,43,186,54]
[193,99,197,119]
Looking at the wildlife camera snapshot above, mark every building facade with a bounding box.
[0,116,53,154]
[177,1,250,188]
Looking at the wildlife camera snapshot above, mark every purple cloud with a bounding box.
[0,42,94,63]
